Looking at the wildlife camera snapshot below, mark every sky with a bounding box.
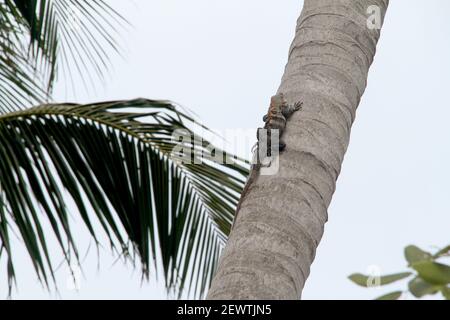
[2,0,450,300]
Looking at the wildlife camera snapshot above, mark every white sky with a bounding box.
[2,0,450,300]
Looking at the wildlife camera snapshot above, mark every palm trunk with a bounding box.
[208,0,389,299]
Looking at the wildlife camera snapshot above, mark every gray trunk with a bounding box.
[208,0,389,299]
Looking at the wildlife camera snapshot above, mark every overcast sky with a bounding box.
[2,0,450,300]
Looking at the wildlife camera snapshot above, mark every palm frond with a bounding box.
[0,1,49,113]
[0,0,127,112]
[32,0,127,93]
[0,98,248,298]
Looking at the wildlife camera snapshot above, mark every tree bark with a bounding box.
[207,0,389,300]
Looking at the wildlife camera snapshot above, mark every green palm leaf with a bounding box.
[0,1,48,113]
[0,0,126,112]
[0,98,248,298]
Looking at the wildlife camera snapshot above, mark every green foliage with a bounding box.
[408,277,441,298]
[442,286,450,300]
[348,272,411,288]
[349,244,450,300]
[412,261,450,285]
[0,98,248,298]
[404,245,433,265]
[375,291,403,300]
[0,0,125,112]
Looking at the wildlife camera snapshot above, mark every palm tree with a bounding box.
[208,0,390,299]
[0,0,247,299]
[2,0,393,300]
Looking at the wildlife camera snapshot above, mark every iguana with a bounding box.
[231,93,302,230]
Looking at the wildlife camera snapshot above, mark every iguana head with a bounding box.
[271,93,285,106]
